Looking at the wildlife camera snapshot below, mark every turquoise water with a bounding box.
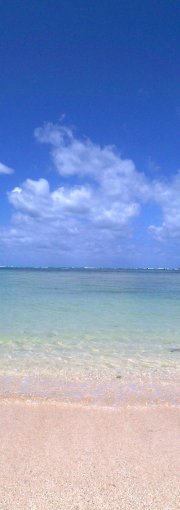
[0,268,179,404]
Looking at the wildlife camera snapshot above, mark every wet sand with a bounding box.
[0,400,179,509]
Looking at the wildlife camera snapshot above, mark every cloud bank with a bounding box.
[0,121,180,265]
[149,172,180,242]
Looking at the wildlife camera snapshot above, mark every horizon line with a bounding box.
[0,266,180,271]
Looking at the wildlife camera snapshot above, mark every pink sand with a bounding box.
[0,400,179,509]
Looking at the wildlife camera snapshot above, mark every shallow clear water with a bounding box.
[0,268,179,404]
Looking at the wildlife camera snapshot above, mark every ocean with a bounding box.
[0,268,179,405]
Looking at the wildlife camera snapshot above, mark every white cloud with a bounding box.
[34,121,150,219]
[10,123,150,236]
[0,162,14,175]
[34,122,149,202]
[0,121,151,261]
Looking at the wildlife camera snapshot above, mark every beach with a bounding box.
[0,399,179,509]
[0,269,180,508]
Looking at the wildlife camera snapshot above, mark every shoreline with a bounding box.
[0,369,179,407]
[0,399,179,509]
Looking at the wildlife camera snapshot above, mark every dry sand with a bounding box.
[0,400,179,510]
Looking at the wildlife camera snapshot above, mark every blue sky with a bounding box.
[0,0,180,267]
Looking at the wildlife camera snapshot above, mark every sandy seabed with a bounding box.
[0,399,179,510]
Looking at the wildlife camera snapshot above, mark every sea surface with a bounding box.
[0,268,179,405]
